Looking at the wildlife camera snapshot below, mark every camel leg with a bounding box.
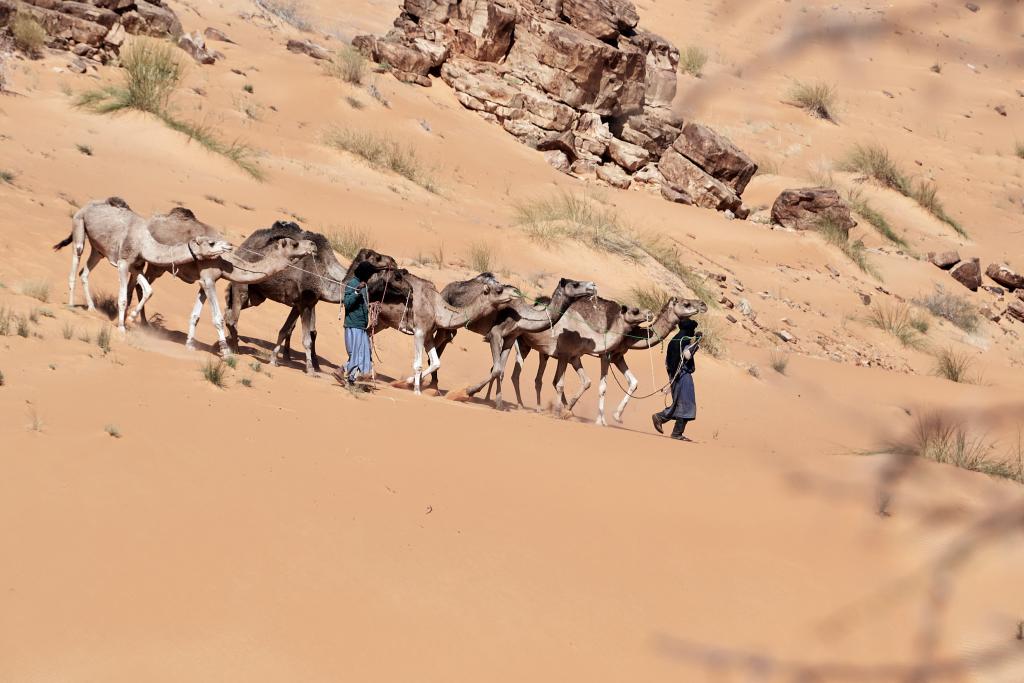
[430,330,455,387]
[534,352,550,408]
[300,306,316,375]
[466,332,507,408]
[128,274,153,323]
[564,357,591,413]
[510,341,529,408]
[135,267,164,326]
[80,248,102,312]
[224,283,247,353]
[67,242,83,308]
[185,288,207,351]
[551,357,569,412]
[407,328,426,395]
[272,306,301,366]
[115,260,133,332]
[308,305,321,373]
[201,277,230,356]
[595,356,611,426]
[612,356,638,424]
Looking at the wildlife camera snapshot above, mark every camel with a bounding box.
[138,209,318,356]
[367,270,519,394]
[224,221,396,374]
[510,297,652,422]
[430,275,598,409]
[53,197,232,332]
[598,296,707,425]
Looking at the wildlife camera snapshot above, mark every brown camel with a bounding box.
[52,198,232,332]
[510,297,652,419]
[368,271,518,394]
[599,296,707,425]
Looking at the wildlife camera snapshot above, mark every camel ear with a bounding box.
[482,284,491,294]
[620,305,628,314]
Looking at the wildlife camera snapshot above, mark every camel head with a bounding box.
[187,236,233,259]
[270,236,318,260]
[481,283,517,307]
[351,248,398,272]
[368,267,413,300]
[556,278,597,300]
[621,305,651,325]
[662,296,707,323]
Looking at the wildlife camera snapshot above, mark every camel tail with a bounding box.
[53,233,73,251]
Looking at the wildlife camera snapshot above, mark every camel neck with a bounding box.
[220,251,293,284]
[139,229,203,267]
[628,311,677,350]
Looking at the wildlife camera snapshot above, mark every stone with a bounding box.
[626,30,679,111]
[608,136,649,173]
[1007,298,1024,323]
[178,31,216,64]
[928,250,961,269]
[570,158,598,176]
[659,149,745,214]
[596,163,631,189]
[616,111,682,157]
[451,0,516,62]
[71,42,91,55]
[124,1,182,38]
[770,187,857,235]
[561,0,638,41]
[18,4,108,46]
[287,38,331,60]
[521,87,577,131]
[673,122,758,194]
[660,183,693,204]
[995,104,1007,116]
[965,2,979,11]
[103,22,124,47]
[573,112,612,158]
[67,56,87,73]
[58,2,118,28]
[403,0,457,21]
[543,149,571,173]
[203,26,234,43]
[777,330,795,343]
[632,163,664,185]
[985,263,1023,290]
[980,305,1000,323]
[950,258,982,291]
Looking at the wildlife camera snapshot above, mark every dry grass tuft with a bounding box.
[815,214,879,278]
[12,12,47,58]
[694,314,725,358]
[327,46,367,84]
[324,127,438,193]
[865,302,928,349]
[514,193,642,261]
[638,236,718,308]
[915,285,979,332]
[96,326,111,354]
[933,347,974,383]
[16,314,30,338]
[202,359,226,387]
[468,242,495,273]
[328,225,375,259]
[254,0,313,30]
[844,188,908,248]
[892,414,1023,484]
[61,321,75,340]
[788,81,837,121]
[20,279,49,302]
[631,286,670,313]
[680,46,707,77]
[770,349,789,374]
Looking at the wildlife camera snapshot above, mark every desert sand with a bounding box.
[1,0,1023,680]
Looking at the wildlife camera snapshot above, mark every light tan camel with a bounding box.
[431,276,598,409]
[510,297,652,421]
[600,296,707,425]
[138,209,317,356]
[369,271,518,394]
[53,197,232,332]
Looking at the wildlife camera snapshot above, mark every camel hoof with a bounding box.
[305,368,319,377]
[613,412,624,423]
[185,342,197,352]
[87,305,96,312]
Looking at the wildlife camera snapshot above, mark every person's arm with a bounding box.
[344,278,361,309]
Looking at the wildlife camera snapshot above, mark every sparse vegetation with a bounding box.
[680,46,707,77]
[76,143,93,156]
[366,84,390,108]
[0,370,4,386]
[0,306,11,335]
[254,0,313,31]
[915,285,979,332]
[639,235,719,308]
[28,308,39,324]
[78,329,91,343]
[514,193,642,262]
[243,83,254,93]
[1016,141,1024,159]
[788,81,837,121]
[815,214,879,278]
[933,347,974,383]
[202,358,226,387]
[323,127,438,192]
[223,355,238,369]
[105,424,122,438]
[468,242,495,273]
[240,377,253,387]
[345,96,365,110]
[12,12,47,58]
[770,349,789,374]
[631,285,669,313]
[328,225,375,259]
[96,326,111,354]
[61,321,74,340]
[327,46,367,85]
[891,414,1023,484]
[694,314,725,358]
[249,360,262,373]
[865,302,928,349]
[845,188,908,248]
[16,314,30,338]
[77,38,263,180]
[20,279,49,302]
[0,169,15,184]
[838,143,966,236]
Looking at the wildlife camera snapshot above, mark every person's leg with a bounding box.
[671,419,691,440]
[355,328,372,379]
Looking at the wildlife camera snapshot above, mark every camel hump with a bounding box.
[271,220,301,232]
[168,207,197,220]
[106,196,131,209]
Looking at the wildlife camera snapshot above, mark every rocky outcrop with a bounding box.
[354,0,755,215]
[770,187,857,234]
[1006,297,1024,324]
[985,262,1023,291]
[928,250,961,269]
[287,38,330,61]
[950,258,982,291]
[3,0,182,63]
[178,30,216,64]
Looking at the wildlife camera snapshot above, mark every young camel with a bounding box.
[431,276,598,408]
[139,210,318,356]
[224,221,396,374]
[367,271,519,394]
[510,297,652,422]
[598,296,707,425]
[52,198,232,332]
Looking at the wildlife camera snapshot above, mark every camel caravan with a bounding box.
[54,196,707,425]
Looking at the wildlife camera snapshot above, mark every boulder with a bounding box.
[67,56,88,73]
[20,4,108,46]
[451,0,516,62]
[543,149,571,173]
[614,111,681,157]
[672,122,758,194]
[632,163,664,185]
[928,250,961,269]
[950,258,982,291]
[660,183,693,204]
[659,149,744,214]
[608,136,649,173]
[521,87,576,131]
[985,262,1023,290]
[122,1,182,37]
[286,38,330,60]
[561,0,638,41]
[58,2,117,28]
[626,30,678,111]
[770,187,857,234]
[1007,298,1024,323]
[203,26,234,43]
[403,0,457,22]
[596,163,631,189]
[178,31,216,64]
[573,112,612,159]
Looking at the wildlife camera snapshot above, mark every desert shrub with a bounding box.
[160,117,263,180]
[694,314,725,358]
[345,96,364,109]
[638,236,718,308]
[324,127,437,192]
[96,326,111,353]
[327,46,367,84]
[16,314,29,338]
[468,242,495,273]
[514,193,641,261]
[1016,141,1024,159]
[631,286,670,313]
[223,355,237,369]
[328,225,375,259]
[0,169,14,184]
[933,347,974,383]
[680,46,707,77]
[845,188,908,248]
[249,360,262,373]
[895,414,1023,484]
[865,302,928,349]
[61,321,75,340]
[788,81,836,121]
[911,181,965,236]
[254,0,312,30]
[202,358,226,387]
[76,143,93,156]
[240,377,253,387]
[815,215,879,278]
[20,279,49,302]
[915,285,979,332]
[12,13,46,58]
[770,349,789,374]
[0,306,12,335]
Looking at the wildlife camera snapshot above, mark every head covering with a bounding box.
[678,318,698,337]
[353,260,377,282]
